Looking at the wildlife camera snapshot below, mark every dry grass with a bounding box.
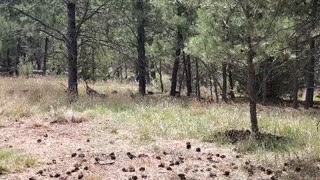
[0,150,36,175]
[0,77,320,167]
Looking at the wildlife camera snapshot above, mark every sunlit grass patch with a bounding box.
[0,150,36,175]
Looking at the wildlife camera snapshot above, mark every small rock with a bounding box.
[131,176,138,180]
[29,177,36,180]
[186,142,191,149]
[84,166,89,171]
[141,175,147,179]
[215,154,220,157]
[66,171,71,175]
[224,171,230,176]
[295,167,301,172]
[127,152,136,160]
[128,166,135,172]
[196,148,201,152]
[52,159,56,164]
[36,170,44,175]
[71,153,77,157]
[53,173,60,178]
[71,167,79,173]
[139,167,145,172]
[163,151,168,155]
[158,163,165,168]
[220,155,226,159]
[166,167,172,171]
[206,168,212,171]
[78,172,84,179]
[178,174,187,180]
[235,155,241,158]
[209,173,217,178]
[138,154,149,158]
[122,168,128,172]
[86,139,90,142]
[37,139,42,143]
[78,154,85,158]
[266,169,273,175]
[156,156,161,160]
[110,152,116,160]
[44,134,48,138]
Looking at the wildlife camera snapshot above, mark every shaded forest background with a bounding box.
[1,0,320,135]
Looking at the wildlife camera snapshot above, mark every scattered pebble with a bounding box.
[186,142,191,149]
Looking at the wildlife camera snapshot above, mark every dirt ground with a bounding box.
[0,118,306,180]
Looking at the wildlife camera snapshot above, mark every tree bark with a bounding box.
[292,53,299,108]
[222,63,227,102]
[247,36,259,135]
[91,46,96,81]
[159,59,164,93]
[170,3,183,97]
[185,54,192,96]
[150,61,156,80]
[305,0,318,108]
[7,49,12,75]
[15,37,21,76]
[135,0,147,96]
[262,65,268,105]
[228,64,235,100]
[196,58,201,100]
[305,39,315,109]
[67,2,78,99]
[43,36,49,76]
[210,63,219,102]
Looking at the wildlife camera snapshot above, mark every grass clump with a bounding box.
[0,150,36,175]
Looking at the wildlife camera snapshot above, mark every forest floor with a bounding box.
[0,77,320,180]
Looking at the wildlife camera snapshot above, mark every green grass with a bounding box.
[1,77,320,165]
[92,101,320,164]
[0,150,36,175]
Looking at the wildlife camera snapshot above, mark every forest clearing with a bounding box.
[0,77,319,180]
[2,0,320,179]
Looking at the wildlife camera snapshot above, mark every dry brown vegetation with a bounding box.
[0,77,320,179]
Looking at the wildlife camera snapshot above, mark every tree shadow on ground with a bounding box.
[204,129,293,152]
[281,159,320,180]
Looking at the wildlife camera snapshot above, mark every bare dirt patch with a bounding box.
[0,119,316,180]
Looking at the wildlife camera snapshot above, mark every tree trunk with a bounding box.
[15,37,21,76]
[262,66,267,105]
[222,63,227,102]
[292,54,299,108]
[159,59,164,93]
[91,47,96,81]
[125,63,128,79]
[305,39,315,109]
[247,36,259,135]
[150,61,156,80]
[67,2,78,99]
[170,3,183,97]
[228,64,235,100]
[136,0,147,96]
[43,36,49,76]
[305,0,318,108]
[196,58,201,100]
[185,54,192,96]
[7,49,12,75]
[178,55,186,96]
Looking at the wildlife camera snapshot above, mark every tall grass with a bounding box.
[0,150,36,175]
[1,77,320,165]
